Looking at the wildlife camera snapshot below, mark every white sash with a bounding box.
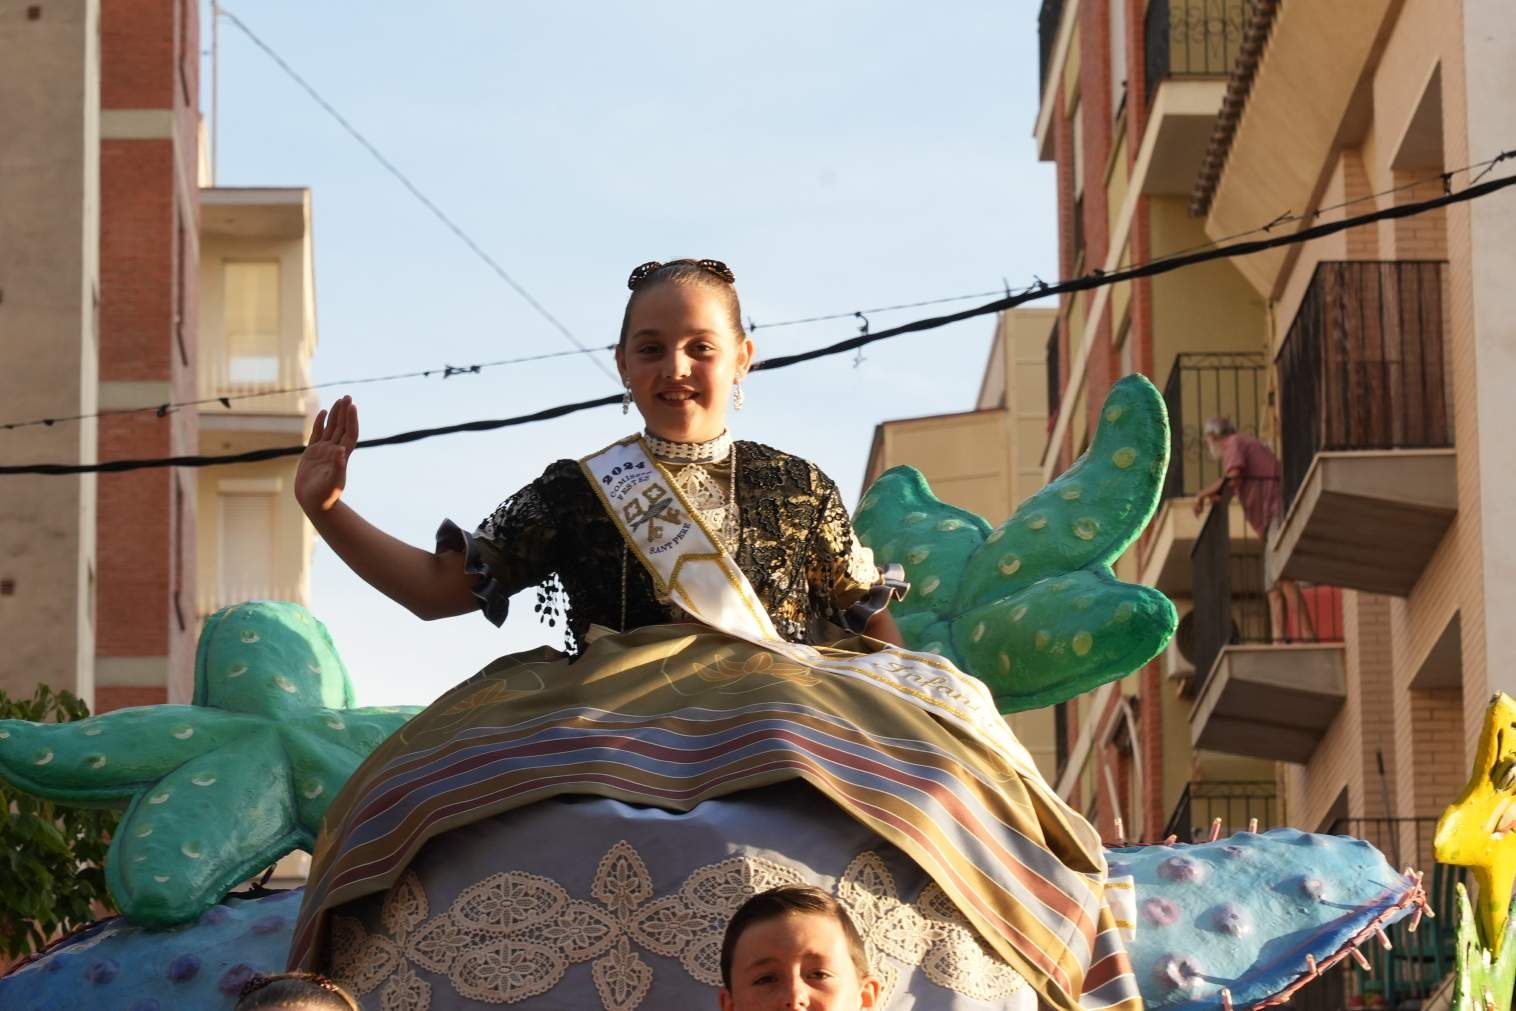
[580,436,1048,784]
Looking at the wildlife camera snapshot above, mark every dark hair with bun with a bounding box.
[618,258,745,348]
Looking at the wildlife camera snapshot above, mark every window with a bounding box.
[1071,100,1085,198]
[224,261,280,385]
[219,492,275,603]
[174,224,189,366]
[177,0,191,107]
[1116,315,1134,377]
[1054,700,1070,780]
[1109,0,1128,116]
[172,479,186,631]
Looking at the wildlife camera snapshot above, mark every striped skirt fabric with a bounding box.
[289,625,1141,1011]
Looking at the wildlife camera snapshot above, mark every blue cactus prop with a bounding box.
[1,830,1433,1011]
[1112,829,1428,1010]
[0,889,301,1011]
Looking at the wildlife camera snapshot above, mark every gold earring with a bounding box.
[621,380,632,415]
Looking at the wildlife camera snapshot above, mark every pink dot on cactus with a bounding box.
[1143,897,1181,926]
[1212,903,1252,936]
[1159,855,1208,883]
[218,963,258,995]
[1155,954,1206,992]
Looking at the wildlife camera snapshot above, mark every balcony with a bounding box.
[1140,353,1264,595]
[1268,262,1457,597]
[1130,0,1252,196]
[1162,779,1279,843]
[198,187,318,455]
[1189,491,1348,763]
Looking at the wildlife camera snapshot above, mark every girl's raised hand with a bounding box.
[295,395,360,513]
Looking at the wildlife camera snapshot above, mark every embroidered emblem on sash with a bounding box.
[624,482,688,544]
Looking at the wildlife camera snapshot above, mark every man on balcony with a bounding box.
[1193,417,1316,645]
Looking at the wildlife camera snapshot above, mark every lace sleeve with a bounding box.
[806,476,908,634]
[436,473,561,627]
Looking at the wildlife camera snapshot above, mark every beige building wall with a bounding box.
[862,307,1058,781]
[0,0,101,707]
[1461,0,1516,702]
[1147,198,1268,388]
[195,188,317,622]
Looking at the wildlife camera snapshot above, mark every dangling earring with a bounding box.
[733,380,745,412]
[621,381,632,415]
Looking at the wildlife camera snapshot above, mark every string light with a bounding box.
[4,165,1510,477]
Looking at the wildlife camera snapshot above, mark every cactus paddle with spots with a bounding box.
[0,602,418,928]
[853,374,1178,711]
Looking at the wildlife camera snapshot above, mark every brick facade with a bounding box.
[93,0,200,711]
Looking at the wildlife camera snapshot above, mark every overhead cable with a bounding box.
[4,167,1511,478]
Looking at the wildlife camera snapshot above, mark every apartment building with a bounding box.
[0,0,201,710]
[1036,0,1514,1003]
[0,1,317,717]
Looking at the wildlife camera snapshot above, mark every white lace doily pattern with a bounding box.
[329,841,1027,1011]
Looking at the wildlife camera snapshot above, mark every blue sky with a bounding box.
[209,1,1057,705]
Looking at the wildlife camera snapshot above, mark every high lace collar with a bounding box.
[642,428,733,464]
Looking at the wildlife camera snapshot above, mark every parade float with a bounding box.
[0,375,1492,1011]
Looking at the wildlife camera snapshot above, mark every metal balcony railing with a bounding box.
[1277,260,1451,510]
[198,345,314,418]
[1143,0,1255,108]
[1039,0,1066,99]
[1161,352,1266,500]
[1162,780,1278,843]
[1328,817,1465,1006]
[1189,478,1345,696]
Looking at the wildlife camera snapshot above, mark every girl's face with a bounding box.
[616,283,754,443]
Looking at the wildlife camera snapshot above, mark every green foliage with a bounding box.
[0,684,118,960]
[1452,883,1516,1011]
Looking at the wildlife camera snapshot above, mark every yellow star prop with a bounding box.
[1436,691,1516,954]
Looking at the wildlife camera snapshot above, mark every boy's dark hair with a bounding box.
[719,885,870,988]
[234,971,359,1010]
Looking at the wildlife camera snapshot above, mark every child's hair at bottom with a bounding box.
[719,885,870,988]
[233,970,360,1010]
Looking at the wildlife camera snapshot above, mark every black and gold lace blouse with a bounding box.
[435,441,903,653]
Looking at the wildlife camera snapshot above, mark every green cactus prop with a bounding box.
[854,374,1177,712]
[1451,883,1516,1011]
[0,601,419,927]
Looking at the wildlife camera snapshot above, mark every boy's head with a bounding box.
[719,885,881,1010]
[234,971,359,1011]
